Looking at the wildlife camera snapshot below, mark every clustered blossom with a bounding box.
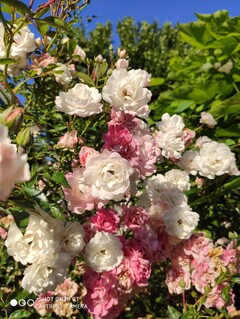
[0,124,30,200]
[139,173,199,240]
[5,209,85,294]
[154,113,195,160]
[177,137,240,179]
[166,233,239,312]
[0,23,36,75]
[2,44,239,319]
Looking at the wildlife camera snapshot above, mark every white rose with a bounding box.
[196,141,240,179]
[177,150,199,175]
[61,222,85,256]
[102,68,152,118]
[83,150,134,201]
[163,205,199,239]
[155,132,185,159]
[21,254,69,294]
[55,83,103,117]
[73,45,86,59]
[165,169,190,192]
[200,112,217,128]
[53,63,73,87]
[115,58,129,69]
[84,231,123,272]
[10,25,36,57]
[0,124,30,200]
[156,113,185,135]
[5,224,30,265]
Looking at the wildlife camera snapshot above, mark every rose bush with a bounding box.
[0,2,239,319]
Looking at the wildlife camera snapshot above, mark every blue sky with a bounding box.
[81,0,240,28]
[28,0,240,44]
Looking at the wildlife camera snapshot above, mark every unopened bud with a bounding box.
[0,106,23,132]
[16,128,33,148]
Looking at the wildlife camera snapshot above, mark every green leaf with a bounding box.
[223,177,240,190]
[174,100,195,113]
[23,187,49,209]
[179,21,214,48]
[76,72,95,86]
[41,16,69,31]
[215,124,240,137]
[231,277,240,284]
[221,285,231,303]
[210,93,240,118]
[167,305,181,319]
[12,210,29,228]
[9,310,31,319]
[0,58,16,65]
[35,20,49,35]
[95,63,108,79]
[44,171,70,188]
[0,0,31,15]
[149,77,165,86]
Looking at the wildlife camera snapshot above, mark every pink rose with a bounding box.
[56,130,78,149]
[79,146,99,167]
[90,209,120,233]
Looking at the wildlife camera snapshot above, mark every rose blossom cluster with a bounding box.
[5,209,85,294]
[3,48,240,319]
[0,23,36,76]
[178,136,240,179]
[166,232,239,313]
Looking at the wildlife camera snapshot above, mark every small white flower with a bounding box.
[102,68,152,118]
[55,83,103,117]
[53,63,73,87]
[61,222,85,257]
[165,169,191,192]
[0,124,30,200]
[84,231,123,272]
[163,205,199,239]
[177,150,199,175]
[83,150,134,201]
[200,112,217,128]
[196,141,240,179]
[156,113,185,135]
[73,45,86,59]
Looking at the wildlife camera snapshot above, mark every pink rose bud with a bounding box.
[0,106,23,132]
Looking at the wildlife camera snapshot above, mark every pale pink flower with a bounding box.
[115,58,129,69]
[73,45,86,59]
[90,208,120,234]
[34,291,54,316]
[28,53,56,75]
[56,130,78,149]
[204,284,233,308]
[117,48,127,58]
[0,227,7,240]
[183,233,213,259]
[0,124,30,200]
[55,277,78,298]
[200,112,217,128]
[79,146,99,167]
[221,241,237,266]
[116,258,135,293]
[165,264,191,294]
[63,168,106,214]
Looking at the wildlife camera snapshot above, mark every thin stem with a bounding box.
[182,290,186,313]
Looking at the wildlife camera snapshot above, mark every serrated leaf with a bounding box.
[9,310,31,319]
[0,58,16,65]
[0,0,31,15]
[167,305,181,319]
[76,72,95,86]
[210,92,240,118]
